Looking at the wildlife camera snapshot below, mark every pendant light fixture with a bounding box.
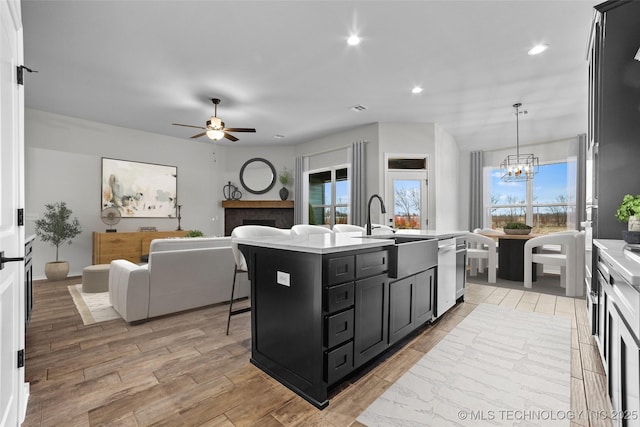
[500,103,539,182]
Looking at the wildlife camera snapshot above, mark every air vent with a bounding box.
[350,104,367,112]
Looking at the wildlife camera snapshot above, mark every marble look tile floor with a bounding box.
[357,303,571,426]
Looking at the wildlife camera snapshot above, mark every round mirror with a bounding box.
[239,158,276,194]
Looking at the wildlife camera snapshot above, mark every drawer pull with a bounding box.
[335,321,348,334]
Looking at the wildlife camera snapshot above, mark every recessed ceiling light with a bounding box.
[411,86,423,94]
[350,104,367,111]
[528,43,549,55]
[274,134,285,139]
[347,35,361,46]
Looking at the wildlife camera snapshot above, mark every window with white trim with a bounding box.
[308,166,349,226]
[486,162,576,234]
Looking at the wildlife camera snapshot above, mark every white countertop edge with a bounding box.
[594,239,640,286]
[234,229,467,254]
[234,233,393,254]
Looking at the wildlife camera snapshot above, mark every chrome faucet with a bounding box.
[366,194,387,235]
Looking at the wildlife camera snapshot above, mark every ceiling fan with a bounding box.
[172,98,256,142]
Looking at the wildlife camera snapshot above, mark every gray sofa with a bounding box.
[109,237,249,323]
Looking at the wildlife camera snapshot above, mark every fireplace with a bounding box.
[222,200,294,236]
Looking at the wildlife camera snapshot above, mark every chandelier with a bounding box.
[500,103,539,182]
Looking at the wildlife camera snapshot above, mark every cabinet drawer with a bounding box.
[325,282,354,312]
[326,255,355,285]
[325,308,354,348]
[355,250,388,279]
[324,341,353,384]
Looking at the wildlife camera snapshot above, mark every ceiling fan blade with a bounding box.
[224,127,256,133]
[172,123,206,130]
[223,132,239,142]
[190,132,207,139]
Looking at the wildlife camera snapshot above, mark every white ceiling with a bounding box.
[21,0,597,151]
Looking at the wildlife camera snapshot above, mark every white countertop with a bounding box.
[234,229,467,254]
[594,239,640,286]
[235,232,393,254]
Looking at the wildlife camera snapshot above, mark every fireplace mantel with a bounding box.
[221,200,294,209]
[221,200,294,235]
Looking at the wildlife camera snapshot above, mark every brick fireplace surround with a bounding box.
[222,200,294,236]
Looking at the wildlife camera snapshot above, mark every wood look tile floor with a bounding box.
[24,277,614,426]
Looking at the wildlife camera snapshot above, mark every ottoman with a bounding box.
[82,264,110,293]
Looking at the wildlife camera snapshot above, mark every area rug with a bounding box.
[357,303,571,426]
[68,284,121,325]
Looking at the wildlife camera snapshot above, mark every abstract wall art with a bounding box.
[101,158,177,217]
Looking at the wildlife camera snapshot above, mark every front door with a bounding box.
[0,0,26,425]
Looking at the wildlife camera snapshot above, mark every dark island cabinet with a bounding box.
[388,269,436,346]
[354,274,389,366]
[241,242,435,409]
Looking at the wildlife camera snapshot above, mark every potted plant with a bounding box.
[615,194,640,243]
[278,167,293,200]
[185,230,204,237]
[34,202,82,281]
[503,222,533,235]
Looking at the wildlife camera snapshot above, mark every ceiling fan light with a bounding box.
[209,116,222,128]
[528,43,549,55]
[206,129,225,140]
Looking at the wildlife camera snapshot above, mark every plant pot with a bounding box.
[45,261,69,281]
[622,231,640,244]
[503,229,531,235]
[279,187,289,201]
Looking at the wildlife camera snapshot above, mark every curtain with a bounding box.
[469,150,484,231]
[576,133,587,228]
[294,155,305,224]
[350,141,367,226]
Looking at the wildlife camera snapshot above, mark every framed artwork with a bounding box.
[101,157,177,217]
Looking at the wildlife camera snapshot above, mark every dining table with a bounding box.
[480,232,540,282]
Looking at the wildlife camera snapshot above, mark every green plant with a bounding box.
[615,194,640,223]
[34,202,82,262]
[503,222,532,230]
[185,230,204,237]
[278,167,293,187]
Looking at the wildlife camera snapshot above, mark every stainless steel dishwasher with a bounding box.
[435,238,456,318]
[455,237,466,300]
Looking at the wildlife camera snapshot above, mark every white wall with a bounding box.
[25,109,227,279]
[24,109,470,278]
[434,124,459,230]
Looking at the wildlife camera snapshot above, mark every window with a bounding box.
[487,162,575,234]
[308,166,349,226]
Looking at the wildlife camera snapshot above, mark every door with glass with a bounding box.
[388,171,427,229]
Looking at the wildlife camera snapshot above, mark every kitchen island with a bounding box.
[235,229,466,408]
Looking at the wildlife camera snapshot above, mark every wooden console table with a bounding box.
[92,230,188,264]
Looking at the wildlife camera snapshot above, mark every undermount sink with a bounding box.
[365,235,438,278]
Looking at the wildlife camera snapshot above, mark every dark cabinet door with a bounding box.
[389,276,414,345]
[354,274,388,367]
[414,269,435,326]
